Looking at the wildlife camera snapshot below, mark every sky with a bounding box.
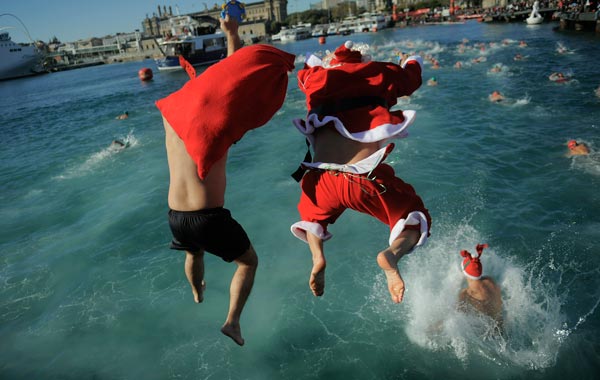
[2,0,313,43]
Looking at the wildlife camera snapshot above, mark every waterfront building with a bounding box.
[141,1,288,41]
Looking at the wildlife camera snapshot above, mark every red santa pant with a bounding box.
[296,163,431,246]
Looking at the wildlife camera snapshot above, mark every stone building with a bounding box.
[141,0,288,40]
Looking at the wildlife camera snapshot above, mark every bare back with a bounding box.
[459,277,503,324]
[163,117,226,211]
[312,125,380,165]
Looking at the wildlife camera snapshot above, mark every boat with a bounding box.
[338,17,358,35]
[279,25,311,43]
[326,23,339,36]
[155,33,227,71]
[0,15,45,81]
[311,24,328,38]
[154,15,227,72]
[526,1,544,24]
[356,13,387,32]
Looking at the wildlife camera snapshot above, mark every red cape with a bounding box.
[156,44,296,179]
[297,59,422,136]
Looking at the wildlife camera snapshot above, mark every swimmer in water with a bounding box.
[427,76,438,86]
[110,139,129,150]
[458,244,504,331]
[567,140,590,156]
[116,111,129,120]
[549,72,568,82]
[489,64,502,73]
[489,91,504,102]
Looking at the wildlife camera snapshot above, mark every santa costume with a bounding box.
[290,41,431,247]
[156,44,296,180]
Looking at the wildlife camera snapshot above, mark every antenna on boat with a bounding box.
[0,13,36,44]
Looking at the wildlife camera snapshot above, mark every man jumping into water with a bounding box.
[156,17,295,345]
[458,244,503,330]
[289,41,431,304]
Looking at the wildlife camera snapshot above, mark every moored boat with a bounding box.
[0,15,45,81]
[279,25,311,43]
[154,15,227,72]
[155,33,227,71]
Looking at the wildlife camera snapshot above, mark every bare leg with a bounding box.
[310,257,326,297]
[376,229,419,304]
[221,245,258,346]
[185,251,206,303]
[307,232,326,297]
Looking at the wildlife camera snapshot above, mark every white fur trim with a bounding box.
[461,264,482,280]
[401,55,423,70]
[305,54,322,68]
[388,211,429,248]
[302,146,389,174]
[292,110,416,144]
[291,221,333,243]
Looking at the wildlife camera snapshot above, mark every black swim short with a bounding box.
[168,207,250,262]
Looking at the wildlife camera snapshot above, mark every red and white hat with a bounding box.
[460,244,488,280]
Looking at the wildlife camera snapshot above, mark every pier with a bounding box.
[558,11,600,32]
[482,8,558,23]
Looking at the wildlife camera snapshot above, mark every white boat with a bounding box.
[526,1,544,24]
[326,23,339,36]
[311,24,328,37]
[154,15,227,72]
[279,25,311,43]
[0,16,45,81]
[357,13,387,32]
[338,17,358,35]
[271,30,283,41]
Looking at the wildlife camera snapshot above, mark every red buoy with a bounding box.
[319,36,326,45]
[138,67,153,81]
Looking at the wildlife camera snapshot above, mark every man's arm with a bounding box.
[220,16,242,56]
[395,52,423,96]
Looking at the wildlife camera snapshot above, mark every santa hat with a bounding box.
[567,140,578,150]
[329,41,364,65]
[460,243,488,280]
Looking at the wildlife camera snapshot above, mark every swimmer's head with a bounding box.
[460,244,488,280]
[568,140,579,150]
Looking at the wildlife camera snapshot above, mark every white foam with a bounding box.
[54,130,138,180]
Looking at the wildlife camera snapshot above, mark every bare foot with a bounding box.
[377,252,406,303]
[221,323,244,346]
[191,280,206,303]
[309,270,325,297]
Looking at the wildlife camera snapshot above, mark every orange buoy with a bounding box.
[319,36,326,45]
[138,67,153,81]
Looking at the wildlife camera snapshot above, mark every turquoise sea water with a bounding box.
[1,21,599,379]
